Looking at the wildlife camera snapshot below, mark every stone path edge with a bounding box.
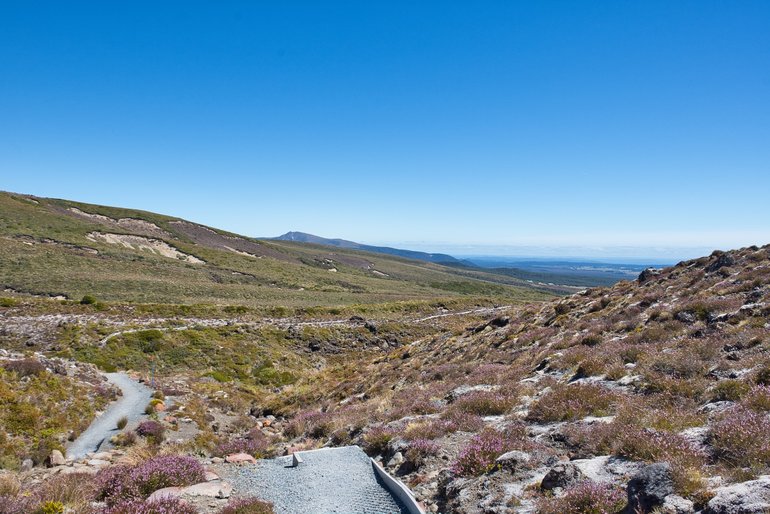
[370,458,425,514]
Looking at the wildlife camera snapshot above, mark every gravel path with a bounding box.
[224,446,410,514]
[66,372,153,459]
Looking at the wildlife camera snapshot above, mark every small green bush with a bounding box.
[0,297,19,308]
[116,416,128,430]
[36,501,65,514]
[711,380,750,402]
[80,295,97,305]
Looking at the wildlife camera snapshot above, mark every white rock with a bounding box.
[49,449,66,466]
[182,481,233,498]
[706,475,770,514]
[661,494,695,513]
[387,452,404,467]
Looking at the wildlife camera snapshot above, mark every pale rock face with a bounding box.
[49,449,66,466]
[494,450,531,472]
[387,451,404,467]
[444,384,499,403]
[225,452,257,464]
[661,494,695,514]
[182,481,233,498]
[147,487,183,501]
[705,476,770,514]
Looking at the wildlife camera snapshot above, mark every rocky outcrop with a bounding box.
[540,462,584,491]
[705,476,770,514]
[626,462,675,513]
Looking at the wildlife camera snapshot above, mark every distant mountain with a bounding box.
[274,231,466,265]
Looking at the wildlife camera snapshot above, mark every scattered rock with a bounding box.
[494,450,531,472]
[388,452,404,467]
[49,449,66,466]
[626,462,675,513]
[541,462,584,491]
[704,475,770,514]
[147,487,183,501]
[225,453,257,464]
[182,481,233,499]
[661,494,695,513]
[706,252,735,273]
[638,268,662,283]
[675,311,697,323]
[21,459,34,472]
[445,384,499,403]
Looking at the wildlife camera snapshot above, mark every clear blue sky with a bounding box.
[1,2,768,258]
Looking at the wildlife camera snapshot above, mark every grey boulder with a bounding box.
[704,475,770,514]
[626,462,675,513]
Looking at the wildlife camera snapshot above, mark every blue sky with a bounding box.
[1,2,768,259]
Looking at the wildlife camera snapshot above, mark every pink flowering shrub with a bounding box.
[404,419,456,441]
[97,456,205,506]
[710,406,770,469]
[527,384,618,422]
[441,408,485,432]
[218,497,275,514]
[284,410,334,439]
[451,426,529,476]
[2,358,46,377]
[136,420,166,444]
[362,425,397,455]
[387,387,443,420]
[453,390,515,416]
[103,497,197,514]
[466,364,520,385]
[741,385,770,412]
[405,438,440,467]
[537,481,626,514]
[214,430,271,458]
[562,419,705,494]
[0,494,38,514]
[404,410,485,441]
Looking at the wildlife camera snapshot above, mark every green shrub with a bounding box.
[711,380,750,402]
[756,365,770,386]
[0,297,18,307]
[116,416,128,430]
[36,501,65,514]
[80,295,97,305]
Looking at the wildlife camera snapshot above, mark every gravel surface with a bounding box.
[66,372,153,459]
[224,446,410,514]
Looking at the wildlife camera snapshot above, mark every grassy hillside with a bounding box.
[0,192,553,308]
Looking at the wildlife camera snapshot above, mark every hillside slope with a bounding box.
[264,244,770,513]
[0,192,553,307]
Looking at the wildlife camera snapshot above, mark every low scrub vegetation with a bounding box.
[536,481,626,514]
[526,384,619,422]
[0,362,111,469]
[96,455,205,506]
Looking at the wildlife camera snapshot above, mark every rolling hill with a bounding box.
[0,192,554,308]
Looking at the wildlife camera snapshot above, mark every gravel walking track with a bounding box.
[225,446,410,514]
[66,372,153,460]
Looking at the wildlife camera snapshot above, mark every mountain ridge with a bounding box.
[273,231,467,265]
